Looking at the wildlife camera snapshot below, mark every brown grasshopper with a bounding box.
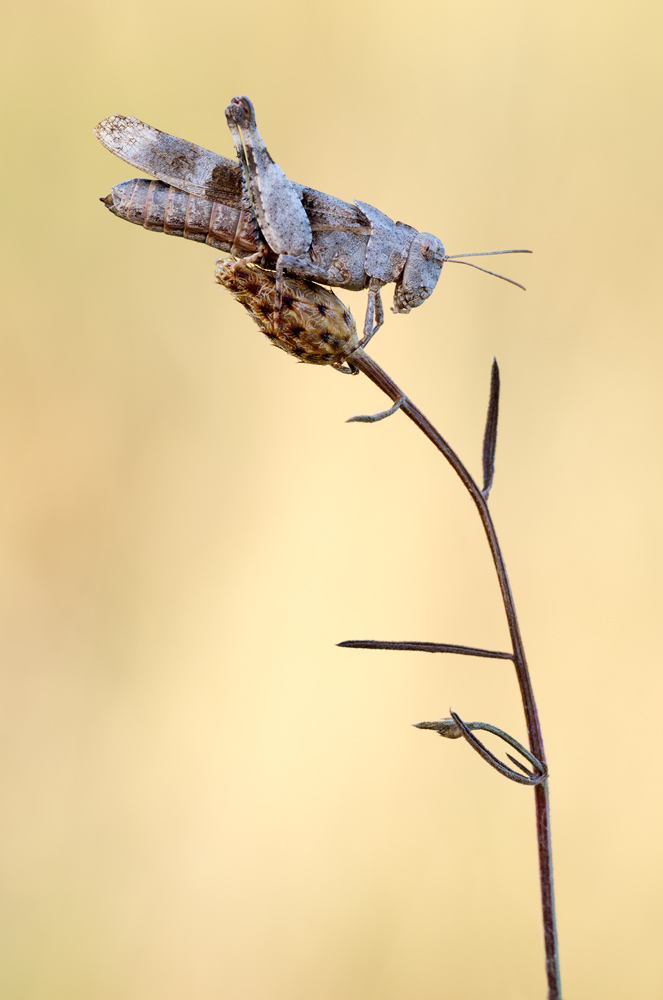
[96,96,530,351]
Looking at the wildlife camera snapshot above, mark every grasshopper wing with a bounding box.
[94,115,246,209]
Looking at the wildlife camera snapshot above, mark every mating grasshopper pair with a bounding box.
[96,95,529,360]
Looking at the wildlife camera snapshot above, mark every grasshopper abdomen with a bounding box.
[102,178,263,257]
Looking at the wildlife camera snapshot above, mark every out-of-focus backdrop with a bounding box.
[2,1,662,997]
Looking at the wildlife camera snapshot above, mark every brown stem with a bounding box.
[347,347,562,1000]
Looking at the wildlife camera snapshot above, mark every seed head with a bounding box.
[215,258,359,368]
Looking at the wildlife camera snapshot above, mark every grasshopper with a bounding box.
[96,96,529,351]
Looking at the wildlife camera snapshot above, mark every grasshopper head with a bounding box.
[392,233,445,314]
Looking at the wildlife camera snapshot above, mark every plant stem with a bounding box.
[347,347,562,1000]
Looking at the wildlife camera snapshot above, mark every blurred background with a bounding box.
[2,1,662,996]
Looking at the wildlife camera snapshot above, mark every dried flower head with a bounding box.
[413,718,463,739]
[215,258,359,368]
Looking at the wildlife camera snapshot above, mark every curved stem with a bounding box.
[415,715,548,783]
[347,347,562,1000]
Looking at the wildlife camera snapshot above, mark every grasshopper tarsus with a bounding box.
[227,95,255,129]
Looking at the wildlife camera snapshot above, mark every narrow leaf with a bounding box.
[482,359,500,498]
[506,753,535,776]
[337,639,513,660]
[449,711,546,786]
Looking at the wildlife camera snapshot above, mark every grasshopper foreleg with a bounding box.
[358,278,385,349]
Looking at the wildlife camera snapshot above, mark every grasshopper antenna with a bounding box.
[443,249,532,291]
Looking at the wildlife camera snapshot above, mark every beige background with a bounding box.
[2,1,662,996]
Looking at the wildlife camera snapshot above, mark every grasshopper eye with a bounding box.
[418,236,438,262]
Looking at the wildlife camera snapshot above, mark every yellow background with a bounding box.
[2,1,662,996]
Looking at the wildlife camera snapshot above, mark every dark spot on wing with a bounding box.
[209,162,244,202]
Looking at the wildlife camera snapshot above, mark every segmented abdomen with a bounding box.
[103,178,263,256]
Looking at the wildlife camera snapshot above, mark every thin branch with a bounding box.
[345,348,544,760]
[342,345,562,1000]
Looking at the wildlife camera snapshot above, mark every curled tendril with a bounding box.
[414,712,547,786]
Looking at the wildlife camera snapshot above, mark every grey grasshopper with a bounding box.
[96,95,529,352]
